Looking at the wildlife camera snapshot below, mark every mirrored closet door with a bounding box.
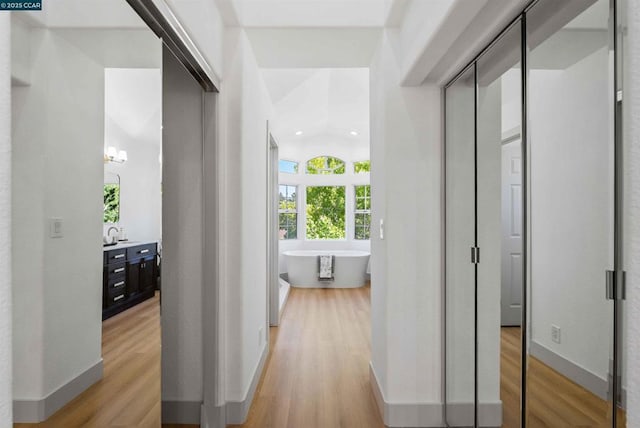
[444,1,625,427]
[476,20,523,428]
[445,64,476,428]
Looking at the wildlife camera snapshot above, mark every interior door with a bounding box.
[501,140,522,327]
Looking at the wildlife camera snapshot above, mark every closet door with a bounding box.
[476,20,523,428]
[445,65,476,427]
[526,0,617,426]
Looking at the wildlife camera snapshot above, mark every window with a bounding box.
[306,186,346,240]
[279,185,298,240]
[353,160,370,174]
[306,156,346,175]
[354,185,371,240]
[279,159,298,174]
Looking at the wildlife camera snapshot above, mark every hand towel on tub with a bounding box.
[318,255,334,281]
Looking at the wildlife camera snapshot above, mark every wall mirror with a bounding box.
[104,171,121,224]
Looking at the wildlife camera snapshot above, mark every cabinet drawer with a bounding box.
[105,262,127,277]
[127,244,157,260]
[107,292,126,307]
[104,248,127,265]
[107,277,127,296]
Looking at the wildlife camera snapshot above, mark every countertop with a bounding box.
[102,241,156,252]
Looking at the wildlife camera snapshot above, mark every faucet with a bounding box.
[106,226,119,244]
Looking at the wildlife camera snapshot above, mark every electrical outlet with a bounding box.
[551,325,561,344]
[258,327,264,347]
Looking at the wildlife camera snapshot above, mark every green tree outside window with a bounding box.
[306,156,346,175]
[306,186,346,239]
[104,184,120,223]
[353,160,371,174]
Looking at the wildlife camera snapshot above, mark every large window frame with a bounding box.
[305,185,347,240]
[278,184,298,240]
[354,184,371,240]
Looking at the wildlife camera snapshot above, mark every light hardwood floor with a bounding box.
[501,327,626,428]
[229,286,384,428]
[15,294,162,428]
[13,290,626,428]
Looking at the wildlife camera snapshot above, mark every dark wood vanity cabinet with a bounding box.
[103,242,158,320]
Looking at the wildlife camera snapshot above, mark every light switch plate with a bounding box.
[379,219,384,240]
[49,218,63,238]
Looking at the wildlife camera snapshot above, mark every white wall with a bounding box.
[219,28,273,418]
[529,46,612,385]
[104,68,162,243]
[11,25,160,418]
[369,30,443,426]
[625,0,640,424]
[0,13,12,428]
[10,17,30,86]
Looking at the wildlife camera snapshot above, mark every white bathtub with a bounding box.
[283,250,370,288]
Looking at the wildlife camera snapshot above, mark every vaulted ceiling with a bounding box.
[262,68,370,148]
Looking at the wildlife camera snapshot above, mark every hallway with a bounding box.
[230,287,384,428]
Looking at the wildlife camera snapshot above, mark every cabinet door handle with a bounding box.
[114,281,125,288]
[140,249,149,254]
[114,268,125,274]
[114,254,125,259]
[114,295,125,302]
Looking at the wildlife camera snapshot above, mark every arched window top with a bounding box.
[306,156,346,175]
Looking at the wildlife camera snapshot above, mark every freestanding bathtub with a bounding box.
[283,250,370,288]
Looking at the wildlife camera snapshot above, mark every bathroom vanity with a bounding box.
[103,241,158,320]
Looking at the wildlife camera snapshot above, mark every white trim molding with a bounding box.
[370,363,502,428]
[226,343,269,425]
[370,363,444,428]
[13,360,103,423]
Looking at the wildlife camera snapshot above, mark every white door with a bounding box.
[501,139,523,326]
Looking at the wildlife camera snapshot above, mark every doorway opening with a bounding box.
[10,5,164,425]
[252,67,380,426]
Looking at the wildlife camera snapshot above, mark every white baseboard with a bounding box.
[530,340,608,400]
[370,363,502,428]
[369,363,444,427]
[226,343,269,424]
[162,400,202,424]
[445,402,503,427]
[13,359,103,423]
[279,277,291,319]
[201,402,226,428]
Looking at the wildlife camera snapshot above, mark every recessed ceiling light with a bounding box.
[295,131,303,136]
[350,131,359,136]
